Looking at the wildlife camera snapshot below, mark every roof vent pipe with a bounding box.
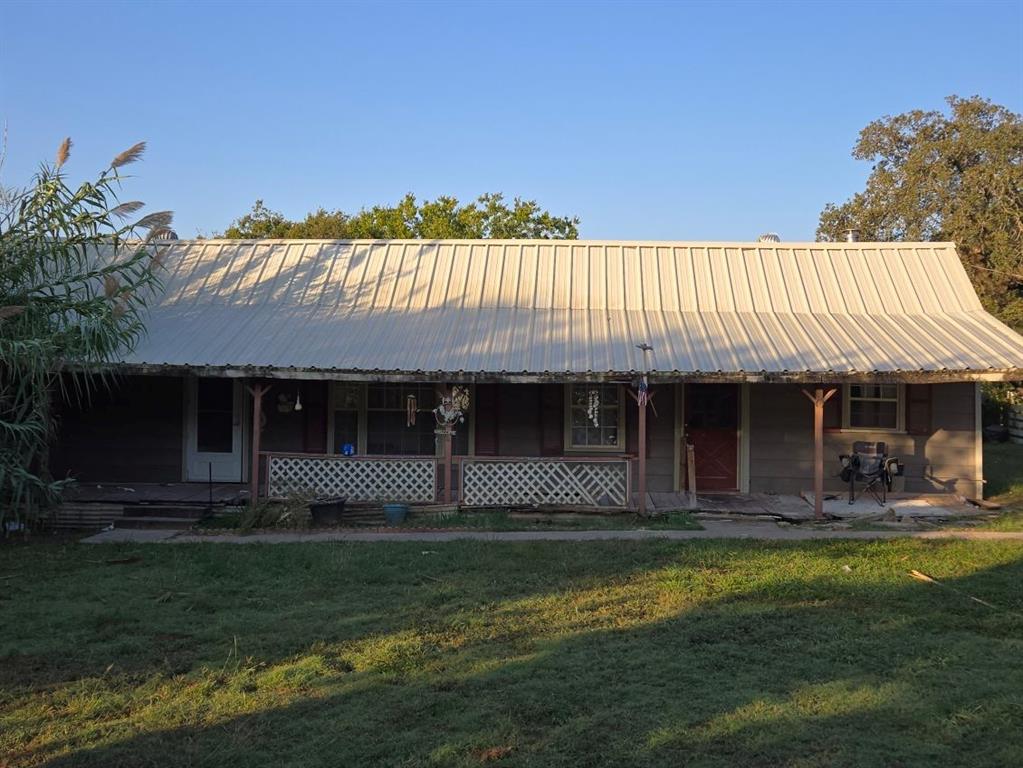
[843,228,859,243]
[757,232,781,243]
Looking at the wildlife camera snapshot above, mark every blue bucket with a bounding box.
[383,503,408,526]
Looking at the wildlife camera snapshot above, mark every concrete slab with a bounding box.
[81,528,182,543]
[802,491,981,520]
[79,522,1023,544]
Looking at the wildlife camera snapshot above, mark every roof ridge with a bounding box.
[158,238,959,247]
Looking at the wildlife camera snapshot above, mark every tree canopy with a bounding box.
[220,193,580,240]
[817,95,1023,330]
[0,140,170,527]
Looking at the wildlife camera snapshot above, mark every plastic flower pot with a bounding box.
[383,503,408,526]
[309,497,346,526]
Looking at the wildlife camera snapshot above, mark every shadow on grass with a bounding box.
[4,540,1022,768]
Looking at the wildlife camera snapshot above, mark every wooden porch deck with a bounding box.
[645,492,818,521]
[64,482,249,506]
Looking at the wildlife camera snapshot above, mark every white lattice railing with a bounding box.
[265,453,436,502]
[460,457,630,508]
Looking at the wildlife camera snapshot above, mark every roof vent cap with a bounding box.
[757,232,781,243]
[843,228,860,243]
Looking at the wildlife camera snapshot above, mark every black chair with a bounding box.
[839,441,900,506]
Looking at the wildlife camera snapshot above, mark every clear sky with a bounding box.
[2,0,1021,241]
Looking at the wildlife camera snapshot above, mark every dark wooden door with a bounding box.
[684,384,739,491]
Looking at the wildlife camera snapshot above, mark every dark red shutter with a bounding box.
[474,384,499,455]
[906,384,932,435]
[540,384,563,456]
[823,385,842,431]
[303,381,328,453]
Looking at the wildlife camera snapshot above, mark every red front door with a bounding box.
[684,384,739,492]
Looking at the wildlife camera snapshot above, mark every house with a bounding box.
[52,239,1023,511]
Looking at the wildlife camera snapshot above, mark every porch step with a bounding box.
[114,515,199,530]
[124,505,211,519]
[48,503,124,530]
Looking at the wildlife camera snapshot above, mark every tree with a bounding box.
[817,96,1023,330]
[221,192,580,240]
[0,139,171,529]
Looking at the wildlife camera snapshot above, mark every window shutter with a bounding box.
[474,384,499,455]
[906,384,932,435]
[540,384,563,456]
[302,382,328,453]
[823,385,842,431]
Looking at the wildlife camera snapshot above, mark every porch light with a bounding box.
[294,389,302,411]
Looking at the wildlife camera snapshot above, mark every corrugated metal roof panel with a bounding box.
[114,240,1023,378]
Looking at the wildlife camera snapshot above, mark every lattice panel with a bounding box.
[267,455,435,502]
[461,459,628,507]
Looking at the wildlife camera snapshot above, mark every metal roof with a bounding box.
[118,239,1023,381]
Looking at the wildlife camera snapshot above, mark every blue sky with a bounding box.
[2,1,1021,240]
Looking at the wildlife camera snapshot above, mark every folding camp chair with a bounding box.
[839,441,900,506]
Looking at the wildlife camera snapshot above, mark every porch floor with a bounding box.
[64,482,249,506]
[646,491,981,522]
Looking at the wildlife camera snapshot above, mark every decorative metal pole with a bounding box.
[634,343,654,516]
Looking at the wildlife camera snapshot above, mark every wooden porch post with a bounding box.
[442,423,453,504]
[801,387,837,520]
[246,382,269,507]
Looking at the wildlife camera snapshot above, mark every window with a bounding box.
[566,384,624,450]
[332,383,362,454]
[367,383,437,455]
[330,382,473,456]
[844,384,903,431]
[196,379,234,453]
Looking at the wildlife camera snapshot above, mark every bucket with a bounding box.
[383,503,409,526]
[309,497,346,526]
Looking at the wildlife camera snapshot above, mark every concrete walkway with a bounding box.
[81,520,1023,544]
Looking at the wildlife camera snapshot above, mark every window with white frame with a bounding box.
[566,384,624,450]
[367,383,437,455]
[844,384,903,431]
[332,382,363,454]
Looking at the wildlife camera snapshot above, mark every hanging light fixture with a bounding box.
[294,388,303,412]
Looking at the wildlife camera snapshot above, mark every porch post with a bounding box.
[637,396,647,515]
[802,387,837,520]
[246,382,269,507]
[442,423,453,504]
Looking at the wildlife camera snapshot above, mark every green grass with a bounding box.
[983,441,1023,501]
[974,442,1023,530]
[2,539,1022,767]
[198,509,703,532]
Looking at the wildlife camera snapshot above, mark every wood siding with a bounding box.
[51,376,981,499]
[748,383,979,496]
[473,383,676,493]
[51,375,184,483]
[260,380,328,454]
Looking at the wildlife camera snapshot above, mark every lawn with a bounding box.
[200,508,703,533]
[2,539,1022,767]
[978,441,1023,530]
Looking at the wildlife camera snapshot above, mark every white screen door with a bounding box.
[185,378,243,482]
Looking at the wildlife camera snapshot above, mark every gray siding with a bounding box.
[485,383,675,493]
[52,375,184,483]
[748,383,979,497]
